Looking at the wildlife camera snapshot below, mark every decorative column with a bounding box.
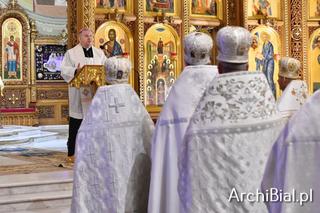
[67,0,95,48]
[137,0,145,99]
[30,20,37,103]
[77,0,95,34]
[290,0,304,78]
[67,0,78,48]
[183,0,189,35]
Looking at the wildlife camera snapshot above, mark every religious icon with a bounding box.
[191,0,217,16]
[312,35,320,64]
[308,29,320,92]
[96,0,126,9]
[35,45,66,81]
[308,0,320,20]
[249,25,281,98]
[157,37,164,54]
[157,79,166,105]
[2,18,22,80]
[247,0,280,19]
[5,35,19,78]
[146,0,174,14]
[100,29,124,58]
[95,21,134,86]
[144,23,181,107]
[252,0,272,17]
[316,0,320,16]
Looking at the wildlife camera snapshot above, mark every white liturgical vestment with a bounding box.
[71,84,154,213]
[61,44,106,119]
[277,80,308,119]
[148,65,218,213]
[262,90,320,213]
[179,71,284,213]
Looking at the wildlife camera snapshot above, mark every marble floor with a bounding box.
[0,125,68,152]
[0,125,72,212]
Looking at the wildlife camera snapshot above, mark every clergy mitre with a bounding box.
[184,32,213,65]
[279,57,300,79]
[105,56,131,85]
[216,26,252,63]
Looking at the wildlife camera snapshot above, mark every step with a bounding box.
[10,206,70,213]
[40,125,68,135]
[0,181,73,197]
[0,190,72,212]
[0,172,73,196]
[12,206,70,213]
[0,131,59,144]
[22,138,67,153]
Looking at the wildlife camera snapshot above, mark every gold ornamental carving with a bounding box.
[70,65,106,93]
[138,0,145,101]
[77,0,95,34]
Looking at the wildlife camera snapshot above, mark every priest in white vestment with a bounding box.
[178,26,284,213]
[61,28,106,163]
[262,90,320,213]
[277,57,308,119]
[148,32,218,213]
[71,56,154,213]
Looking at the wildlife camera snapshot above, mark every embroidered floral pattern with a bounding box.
[191,72,278,126]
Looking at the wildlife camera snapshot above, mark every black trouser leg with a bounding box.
[67,117,83,156]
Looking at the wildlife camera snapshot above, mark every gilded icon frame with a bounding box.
[144,0,180,17]
[95,0,133,14]
[95,21,135,88]
[143,23,181,114]
[189,0,223,20]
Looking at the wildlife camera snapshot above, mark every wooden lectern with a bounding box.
[69,65,106,94]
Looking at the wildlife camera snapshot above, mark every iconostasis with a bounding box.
[245,0,320,98]
[11,0,315,125]
[91,0,238,118]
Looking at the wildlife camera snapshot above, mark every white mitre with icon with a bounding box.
[184,31,213,65]
[277,57,308,118]
[216,26,252,63]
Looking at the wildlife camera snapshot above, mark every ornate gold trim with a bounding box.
[70,65,106,89]
[225,0,229,25]
[183,0,189,35]
[243,0,248,27]
[302,0,308,85]
[284,0,290,56]
[138,0,145,102]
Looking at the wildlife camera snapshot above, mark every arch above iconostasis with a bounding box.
[95,21,135,88]
[142,23,181,114]
[248,25,282,98]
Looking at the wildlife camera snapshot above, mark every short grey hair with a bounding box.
[78,28,93,35]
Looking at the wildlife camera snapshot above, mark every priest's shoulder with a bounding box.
[66,44,82,54]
